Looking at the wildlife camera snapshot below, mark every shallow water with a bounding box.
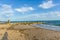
[33,24,60,31]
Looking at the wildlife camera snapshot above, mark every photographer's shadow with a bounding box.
[1,32,8,40]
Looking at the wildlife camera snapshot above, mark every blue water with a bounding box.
[40,20,60,26]
[10,20,60,31]
[0,20,60,26]
[33,24,60,31]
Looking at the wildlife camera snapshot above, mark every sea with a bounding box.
[0,20,60,26]
[41,20,60,26]
[32,20,60,31]
[8,20,60,31]
[0,20,60,31]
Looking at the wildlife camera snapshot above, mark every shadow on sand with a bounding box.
[1,32,8,40]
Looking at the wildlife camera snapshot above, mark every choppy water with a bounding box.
[33,24,60,31]
[42,20,60,26]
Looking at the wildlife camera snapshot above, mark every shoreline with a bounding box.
[0,23,60,40]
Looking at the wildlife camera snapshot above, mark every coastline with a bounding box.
[0,23,60,40]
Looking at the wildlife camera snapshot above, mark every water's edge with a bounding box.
[33,24,60,31]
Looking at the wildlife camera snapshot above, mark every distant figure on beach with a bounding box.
[1,32,8,40]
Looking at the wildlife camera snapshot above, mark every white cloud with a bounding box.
[16,11,60,21]
[0,4,14,18]
[39,0,56,9]
[15,7,34,14]
[50,11,60,16]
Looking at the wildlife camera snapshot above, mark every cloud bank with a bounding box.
[16,11,60,21]
[0,4,14,17]
[39,0,56,9]
[15,7,34,14]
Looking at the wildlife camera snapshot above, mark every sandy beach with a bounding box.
[0,23,60,40]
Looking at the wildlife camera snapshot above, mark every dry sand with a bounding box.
[0,23,60,40]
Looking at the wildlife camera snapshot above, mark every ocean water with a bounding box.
[0,20,60,26]
[42,20,60,26]
[33,24,60,31]
[0,20,60,31]
[32,20,60,31]
[10,20,60,31]
[11,20,60,25]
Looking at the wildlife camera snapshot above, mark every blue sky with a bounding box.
[0,0,60,21]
